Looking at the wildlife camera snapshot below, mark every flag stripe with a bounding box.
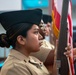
[52,0,61,38]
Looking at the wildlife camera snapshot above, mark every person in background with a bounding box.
[42,14,55,45]
[42,14,53,36]
[0,9,56,75]
[31,14,55,74]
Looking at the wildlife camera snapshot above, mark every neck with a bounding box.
[15,46,30,57]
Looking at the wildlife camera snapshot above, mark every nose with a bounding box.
[38,33,43,40]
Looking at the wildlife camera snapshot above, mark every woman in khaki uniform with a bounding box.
[31,14,55,62]
[31,15,55,74]
[0,9,52,75]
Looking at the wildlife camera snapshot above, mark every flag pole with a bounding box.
[56,0,69,75]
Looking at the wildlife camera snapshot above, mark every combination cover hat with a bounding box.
[0,9,42,31]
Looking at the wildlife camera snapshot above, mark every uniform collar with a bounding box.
[9,49,30,62]
[9,49,43,66]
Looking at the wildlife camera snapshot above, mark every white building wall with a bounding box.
[0,0,21,11]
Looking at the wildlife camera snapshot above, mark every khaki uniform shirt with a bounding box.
[31,39,55,62]
[1,49,50,75]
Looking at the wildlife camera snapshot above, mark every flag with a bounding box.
[52,0,75,75]
[67,0,75,75]
[52,0,63,39]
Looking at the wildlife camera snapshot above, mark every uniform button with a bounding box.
[24,60,26,62]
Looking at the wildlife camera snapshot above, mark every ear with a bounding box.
[17,35,26,45]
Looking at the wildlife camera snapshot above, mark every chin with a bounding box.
[33,48,40,52]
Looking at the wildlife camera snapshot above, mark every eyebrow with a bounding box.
[33,28,39,30]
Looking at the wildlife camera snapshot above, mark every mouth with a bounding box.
[39,40,43,46]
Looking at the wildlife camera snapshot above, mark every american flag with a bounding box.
[67,0,75,75]
[51,0,75,75]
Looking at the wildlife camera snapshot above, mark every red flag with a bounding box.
[52,0,63,38]
[52,0,75,75]
[67,0,75,75]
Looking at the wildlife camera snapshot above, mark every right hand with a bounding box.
[64,45,72,57]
